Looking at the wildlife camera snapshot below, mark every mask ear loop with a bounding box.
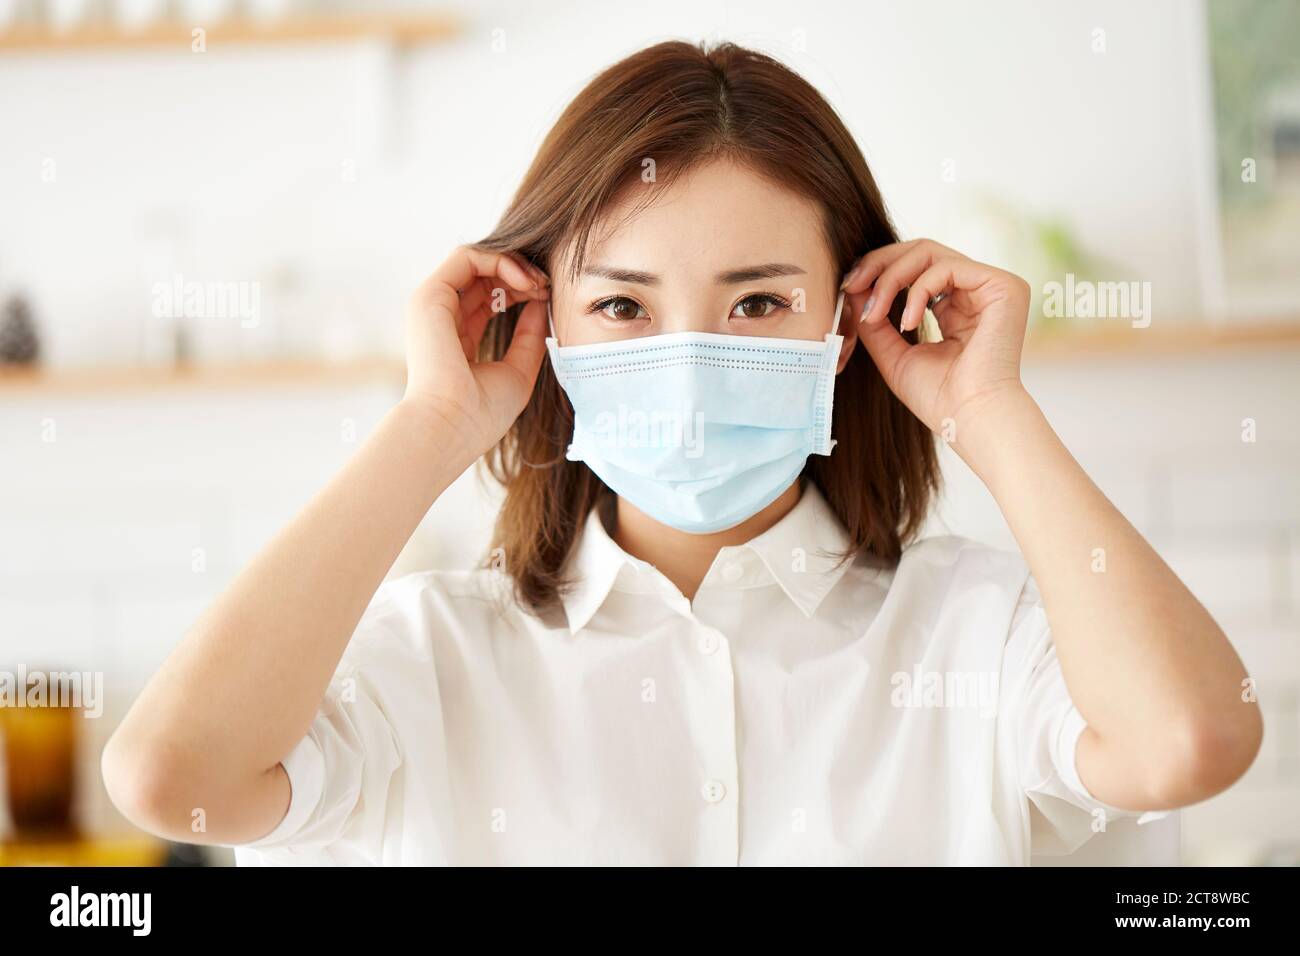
[830,288,846,338]
[819,286,849,457]
[518,298,571,470]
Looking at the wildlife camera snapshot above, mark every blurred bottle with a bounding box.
[0,673,79,839]
[0,295,41,367]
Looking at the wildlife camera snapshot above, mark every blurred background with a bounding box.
[0,0,1296,866]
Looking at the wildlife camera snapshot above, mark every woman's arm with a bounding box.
[955,387,1261,810]
[102,248,550,844]
[844,239,1262,812]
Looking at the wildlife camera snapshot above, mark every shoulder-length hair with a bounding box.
[473,40,938,615]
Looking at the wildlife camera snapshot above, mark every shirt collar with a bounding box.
[738,480,857,617]
[560,497,633,635]
[559,482,856,634]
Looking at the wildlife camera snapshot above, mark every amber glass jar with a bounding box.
[0,672,79,838]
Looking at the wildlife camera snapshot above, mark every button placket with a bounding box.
[678,615,740,863]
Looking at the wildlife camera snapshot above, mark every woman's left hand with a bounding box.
[842,239,1031,440]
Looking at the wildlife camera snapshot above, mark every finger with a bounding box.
[928,294,960,341]
[860,244,936,325]
[910,256,1009,332]
[930,294,959,324]
[459,276,544,323]
[520,257,550,289]
[846,238,967,295]
[407,278,467,361]
[429,247,539,303]
[459,283,495,362]
[409,249,536,362]
[500,298,549,385]
[842,239,918,293]
[451,282,496,362]
[460,275,550,362]
[455,280,491,327]
[900,262,957,333]
[856,299,912,390]
[503,253,553,300]
[843,289,871,330]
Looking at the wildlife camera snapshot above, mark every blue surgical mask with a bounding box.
[544,289,847,534]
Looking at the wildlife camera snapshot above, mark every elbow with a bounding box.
[101,729,197,840]
[1145,707,1264,806]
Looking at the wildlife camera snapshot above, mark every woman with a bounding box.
[103,41,1261,865]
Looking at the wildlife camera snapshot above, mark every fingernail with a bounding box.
[859,295,875,323]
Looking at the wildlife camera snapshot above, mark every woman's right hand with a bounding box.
[402,246,551,457]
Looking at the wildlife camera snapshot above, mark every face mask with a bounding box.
[545,288,846,534]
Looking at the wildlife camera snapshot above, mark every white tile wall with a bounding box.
[2,347,1296,861]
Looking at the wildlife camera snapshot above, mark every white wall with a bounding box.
[0,0,1218,371]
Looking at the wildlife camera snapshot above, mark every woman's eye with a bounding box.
[595,297,647,322]
[731,294,789,319]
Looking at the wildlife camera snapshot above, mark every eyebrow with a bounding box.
[581,262,806,285]
[716,262,806,283]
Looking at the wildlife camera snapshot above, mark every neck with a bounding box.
[612,480,803,602]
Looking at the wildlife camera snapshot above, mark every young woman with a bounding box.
[103,41,1261,866]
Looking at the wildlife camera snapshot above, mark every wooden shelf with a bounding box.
[1,322,1296,396]
[1023,319,1300,359]
[0,12,459,52]
[0,357,406,396]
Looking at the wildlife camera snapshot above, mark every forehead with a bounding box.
[573,159,831,278]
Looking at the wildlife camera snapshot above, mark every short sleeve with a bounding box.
[219,605,405,852]
[1009,573,1171,856]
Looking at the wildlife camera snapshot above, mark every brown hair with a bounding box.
[474,40,938,615]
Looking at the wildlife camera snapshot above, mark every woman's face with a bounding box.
[551,159,850,350]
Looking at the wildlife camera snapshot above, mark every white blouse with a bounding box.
[227,482,1165,866]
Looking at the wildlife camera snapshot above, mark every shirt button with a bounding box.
[721,562,743,584]
[697,632,720,655]
[701,780,726,803]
